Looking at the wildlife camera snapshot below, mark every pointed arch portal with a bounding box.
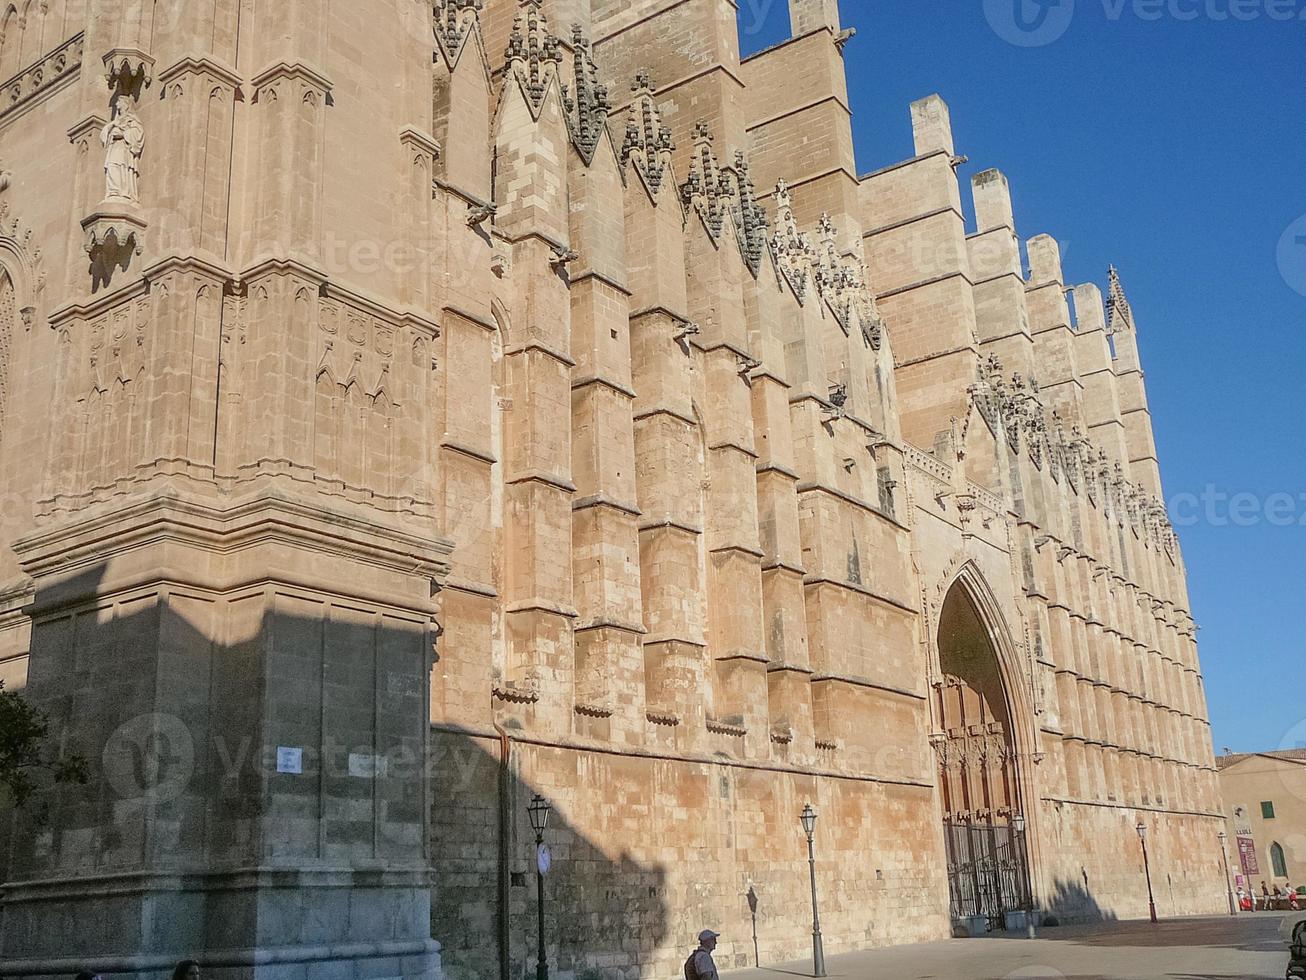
[934,574,1033,931]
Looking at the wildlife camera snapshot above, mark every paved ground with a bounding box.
[722,913,1300,980]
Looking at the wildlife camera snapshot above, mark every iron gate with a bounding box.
[943,821,1031,930]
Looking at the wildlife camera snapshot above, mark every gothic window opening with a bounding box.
[1271,842,1288,879]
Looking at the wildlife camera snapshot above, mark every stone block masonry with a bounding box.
[0,0,1224,978]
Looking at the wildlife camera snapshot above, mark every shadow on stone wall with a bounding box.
[1043,874,1119,925]
[429,727,671,980]
[0,563,449,979]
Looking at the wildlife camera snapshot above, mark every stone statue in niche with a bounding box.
[101,102,145,203]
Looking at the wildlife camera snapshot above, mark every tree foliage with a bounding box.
[0,681,88,808]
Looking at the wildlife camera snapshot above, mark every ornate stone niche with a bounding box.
[102,47,154,102]
[79,48,154,289]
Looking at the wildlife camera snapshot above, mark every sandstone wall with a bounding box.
[0,0,1227,977]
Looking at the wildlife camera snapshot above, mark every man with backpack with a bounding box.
[684,928,720,979]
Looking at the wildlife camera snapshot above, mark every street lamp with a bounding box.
[1136,821,1158,924]
[527,795,552,980]
[1013,814,1036,939]
[1217,830,1236,916]
[800,804,827,977]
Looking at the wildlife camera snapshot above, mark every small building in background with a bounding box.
[1219,750,1306,895]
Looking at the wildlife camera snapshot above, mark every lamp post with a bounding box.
[1136,821,1158,924]
[799,804,827,977]
[1013,814,1036,939]
[527,794,552,980]
[1217,830,1236,916]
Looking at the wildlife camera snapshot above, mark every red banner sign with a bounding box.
[1238,836,1260,876]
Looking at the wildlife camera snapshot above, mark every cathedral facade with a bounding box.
[0,1,1226,978]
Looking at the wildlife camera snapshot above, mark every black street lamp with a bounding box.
[1217,830,1236,916]
[800,803,827,978]
[1013,814,1036,939]
[1136,821,1158,924]
[528,794,552,980]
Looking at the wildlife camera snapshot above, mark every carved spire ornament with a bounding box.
[732,150,768,275]
[562,25,610,164]
[770,178,818,301]
[620,70,675,196]
[504,0,563,116]
[681,122,730,238]
[1106,264,1136,333]
[434,0,484,58]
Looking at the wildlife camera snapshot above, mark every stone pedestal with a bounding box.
[0,489,449,980]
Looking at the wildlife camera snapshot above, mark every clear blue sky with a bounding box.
[737,1,1305,755]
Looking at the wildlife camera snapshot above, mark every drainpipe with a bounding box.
[494,721,512,980]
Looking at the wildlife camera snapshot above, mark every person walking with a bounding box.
[684,929,720,980]
[171,961,201,980]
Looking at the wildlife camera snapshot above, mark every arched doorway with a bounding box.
[933,575,1032,931]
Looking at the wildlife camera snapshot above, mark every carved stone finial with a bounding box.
[434,0,484,56]
[504,0,563,114]
[681,121,730,238]
[1106,264,1136,333]
[620,70,674,196]
[563,25,610,164]
[770,178,817,301]
[732,149,768,275]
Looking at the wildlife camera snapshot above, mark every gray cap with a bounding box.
[698,929,720,943]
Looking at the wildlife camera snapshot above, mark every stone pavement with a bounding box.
[722,914,1296,980]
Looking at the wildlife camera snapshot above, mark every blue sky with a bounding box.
[737,1,1305,754]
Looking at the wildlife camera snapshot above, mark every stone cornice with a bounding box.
[157,56,242,92]
[250,60,332,96]
[15,488,453,613]
[397,125,441,159]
